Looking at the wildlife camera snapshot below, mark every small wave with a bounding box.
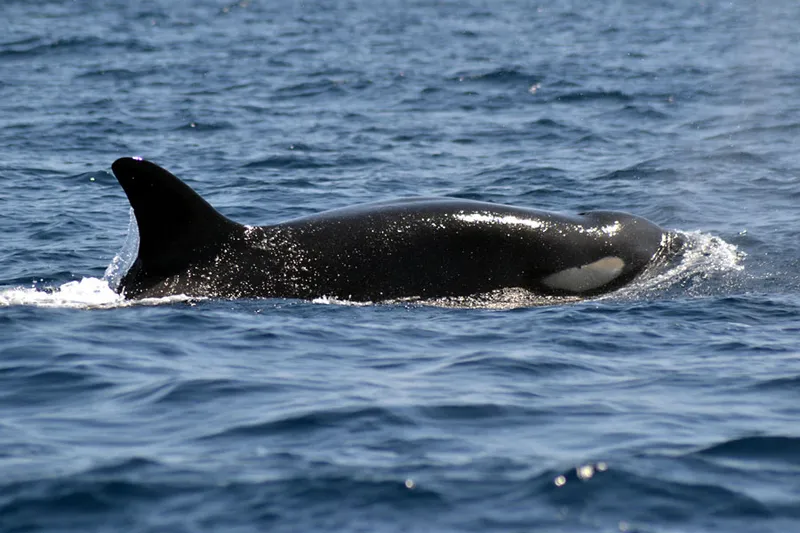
[74,68,140,81]
[243,154,385,170]
[445,353,589,378]
[152,378,283,406]
[542,461,771,520]
[271,79,349,100]
[0,36,153,58]
[750,374,800,392]
[415,402,545,422]
[174,120,235,132]
[243,155,332,170]
[692,435,800,463]
[451,67,540,86]
[597,160,680,183]
[555,89,633,103]
[200,405,414,441]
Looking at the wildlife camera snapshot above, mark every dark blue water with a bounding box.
[2,1,799,531]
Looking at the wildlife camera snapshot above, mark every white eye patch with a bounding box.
[542,256,625,293]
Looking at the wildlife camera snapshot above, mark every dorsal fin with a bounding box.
[111,157,242,293]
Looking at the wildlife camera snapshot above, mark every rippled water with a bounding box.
[2,1,799,532]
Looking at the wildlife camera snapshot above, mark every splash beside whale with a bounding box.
[110,157,683,302]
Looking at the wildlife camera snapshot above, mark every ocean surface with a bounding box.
[1,1,799,531]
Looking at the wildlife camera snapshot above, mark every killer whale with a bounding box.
[111,157,682,302]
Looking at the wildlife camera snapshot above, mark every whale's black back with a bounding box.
[111,158,675,301]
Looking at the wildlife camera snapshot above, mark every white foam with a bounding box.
[610,230,745,299]
[311,295,372,306]
[0,277,122,309]
[0,278,199,309]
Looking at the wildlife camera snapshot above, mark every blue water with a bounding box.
[1,1,799,531]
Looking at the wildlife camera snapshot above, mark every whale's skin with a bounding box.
[111,157,681,301]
